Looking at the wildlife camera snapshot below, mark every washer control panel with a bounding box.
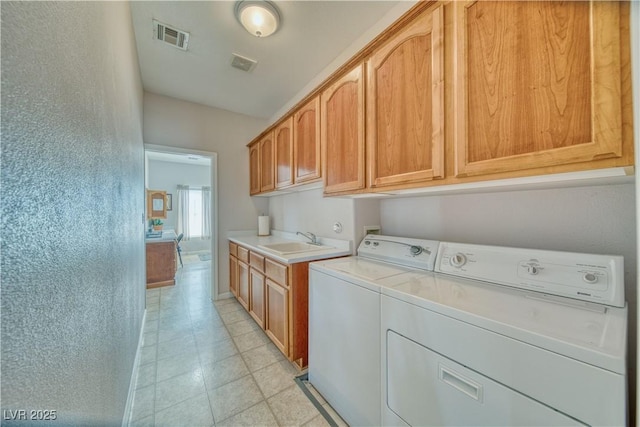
[358,234,440,271]
[436,242,625,307]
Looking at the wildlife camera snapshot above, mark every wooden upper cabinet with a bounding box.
[366,5,444,189]
[322,64,365,194]
[453,1,623,177]
[275,117,294,189]
[249,143,261,195]
[259,132,275,193]
[293,96,321,184]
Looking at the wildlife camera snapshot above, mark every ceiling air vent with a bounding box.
[231,53,257,72]
[153,19,190,51]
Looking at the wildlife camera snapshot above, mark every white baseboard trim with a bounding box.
[122,309,146,427]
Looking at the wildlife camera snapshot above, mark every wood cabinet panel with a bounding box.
[146,241,176,288]
[250,251,265,273]
[265,258,288,287]
[229,240,346,368]
[289,262,310,368]
[266,278,289,355]
[249,144,261,195]
[229,254,238,297]
[147,190,167,219]
[366,5,444,188]
[249,268,265,329]
[322,64,365,194]
[237,246,249,263]
[294,96,321,183]
[229,242,238,258]
[275,118,294,189]
[237,260,250,310]
[260,132,275,192]
[453,1,623,177]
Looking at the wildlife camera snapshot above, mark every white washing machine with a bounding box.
[380,242,628,426]
[309,235,440,426]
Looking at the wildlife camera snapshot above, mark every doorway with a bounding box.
[144,144,219,300]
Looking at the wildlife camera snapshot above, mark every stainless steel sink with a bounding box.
[258,241,332,255]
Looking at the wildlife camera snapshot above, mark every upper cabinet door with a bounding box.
[249,143,261,195]
[259,132,275,193]
[453,1,623,177]
[322,64,365,194]
[275,117,294,189]
[293,96,321,184]
[147,190,167,219]
[366,5,444,189]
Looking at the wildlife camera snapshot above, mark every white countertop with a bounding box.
[145,229,177,243]
[228,230,352,264]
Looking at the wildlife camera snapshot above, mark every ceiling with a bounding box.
[146,151,212,166]
[130,1,400,119]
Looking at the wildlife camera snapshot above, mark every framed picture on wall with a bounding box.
[166,194,173,211]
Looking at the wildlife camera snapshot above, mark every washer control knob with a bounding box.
[583,272,598,284]
[364,240,371,245]
[373,241,379,247]
[410,245,423,256]
[450,253,467,268]
[527,265,540,275]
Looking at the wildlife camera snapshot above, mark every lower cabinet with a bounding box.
[229,255,238,297]
[229,242,238,297]
[146,241,177,288]
[237,260,250,310]
[249,268,266,329]
[229,241,314,368]
[265,278,289,355]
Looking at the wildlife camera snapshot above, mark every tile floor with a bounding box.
[129,258,345,427]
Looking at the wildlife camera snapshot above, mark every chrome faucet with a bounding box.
[297,231,319,245]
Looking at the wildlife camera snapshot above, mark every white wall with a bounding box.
[379,184,636,301]
[269,188,355,245]
[354,198,382,244]
[143,92,268,296]
[1,2,145,424]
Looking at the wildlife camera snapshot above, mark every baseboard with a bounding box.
[216,292,233,301]
[122,309,146,427]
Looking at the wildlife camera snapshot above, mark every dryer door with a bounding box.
[385,330,584,426]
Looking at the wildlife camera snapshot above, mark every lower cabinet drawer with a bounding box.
[250,251,265,273]
[238,246,249,263]
[265,258,288,287]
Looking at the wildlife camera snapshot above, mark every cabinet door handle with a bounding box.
[439,364,483,402]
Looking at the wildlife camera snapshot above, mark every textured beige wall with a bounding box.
[143,92,268,296]
[1,2,145,425]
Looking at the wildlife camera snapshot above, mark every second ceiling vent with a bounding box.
[153,19,190,51]
[231,53,258,72]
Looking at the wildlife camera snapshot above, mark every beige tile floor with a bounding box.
[129,259,345,427]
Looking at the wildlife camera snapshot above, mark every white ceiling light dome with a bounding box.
[235,0,281,38]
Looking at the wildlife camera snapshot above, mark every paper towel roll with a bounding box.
[258,216,270,236]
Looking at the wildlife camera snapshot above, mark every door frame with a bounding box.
[144,143,220,300]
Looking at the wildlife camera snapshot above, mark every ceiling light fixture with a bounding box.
[234,0,281,38]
